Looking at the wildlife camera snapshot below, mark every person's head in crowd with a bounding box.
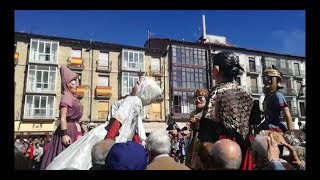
[146,130,171,161]
[209,139,242,170]
[14,146,32,170]
[252,132,269,169]
[166,122,179,137]
[34,142,40,149]
[180,127,190,137]
[91,139,115,169]
[105,141,147,170]
[194,89,209,110]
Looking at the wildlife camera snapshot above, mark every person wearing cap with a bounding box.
[197,51,254,170]
[104,141,148,170]
[185,89,209,169]
[257,66,293,133]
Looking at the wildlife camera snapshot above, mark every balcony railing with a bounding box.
[279,67,294,76]
[76,85,86,98]
[149,65,164,77]
[96,60,112,73]
[14,52,19,66]
[293,70,305,78]
[280,88,296,96]
[95,86,112,99]
[67,57,84,70]
[246,66,261,74]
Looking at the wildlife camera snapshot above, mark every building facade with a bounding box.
[14,32,169,138]
[146,35,306,129]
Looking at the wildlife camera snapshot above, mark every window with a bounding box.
[265,57,277,69]
[122,49,144,71]
[29,39,59,63]
[98,76,109,86]
[294,63,300,76]
[75,72,82,85]
[99,52,109,67]
[122,72,139,96]
[172,67,207,89]
[98,101,109,119]
[24,95,55,119]
[297,81,302,95]
[173,91,195,114]
[250,77,258,93]
[151,57,160,72]
[249,58,256,72]
[299,102,305,117]
[26,65,56,93]
[152,103,161,119]
[71,49,82,58]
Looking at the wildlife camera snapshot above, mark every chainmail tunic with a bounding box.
[199,82,253,142]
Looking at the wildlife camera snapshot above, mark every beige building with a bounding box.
[14,32,169,138]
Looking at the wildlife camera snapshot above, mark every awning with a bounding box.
[15,131,53,136]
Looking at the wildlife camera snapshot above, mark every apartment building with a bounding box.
[14,32,168,138]
[146,34,306,129]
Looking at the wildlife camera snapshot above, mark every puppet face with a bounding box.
[67,78,79,94]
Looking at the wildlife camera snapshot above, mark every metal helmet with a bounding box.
[262,65,283,93]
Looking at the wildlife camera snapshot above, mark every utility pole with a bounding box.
[89,40,94,123]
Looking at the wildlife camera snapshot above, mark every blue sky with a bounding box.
[15,10,305,56]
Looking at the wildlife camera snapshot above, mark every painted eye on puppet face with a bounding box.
[70,80,76,85]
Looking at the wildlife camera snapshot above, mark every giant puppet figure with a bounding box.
[46,76,163,170]
[196,51,254,170]
[257,66,293,133]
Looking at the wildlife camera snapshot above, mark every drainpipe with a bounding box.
[163,55,166,122]
[168,41,173,124]
[89,40,94,123]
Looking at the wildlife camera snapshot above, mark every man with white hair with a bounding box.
[252,132,286,170]
[146,130,190,170]
[209,139,242,170]
[90,139,115,170]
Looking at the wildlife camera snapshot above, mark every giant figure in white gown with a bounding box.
[46,76,163,170]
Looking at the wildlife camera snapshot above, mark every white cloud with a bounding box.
[272,29,305,56]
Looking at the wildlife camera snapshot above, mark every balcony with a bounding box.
[95,86,112,99]
[279,67,294,76]
[96,60,112,73]
[149,65,164,77]
[246,66,261,74]
[14,52,19,66]
[67,57,84,70]
[280,88,296,96]
[76,85,86,98]
[293,70,305,78]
